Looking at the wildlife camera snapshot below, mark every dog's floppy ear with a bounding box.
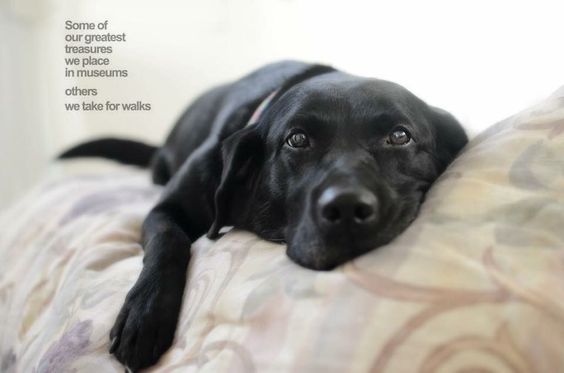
[207,126,263,238]
[428,106,468,170]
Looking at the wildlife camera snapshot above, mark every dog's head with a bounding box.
[209,70,467,270]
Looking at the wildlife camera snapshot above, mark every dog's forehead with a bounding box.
[300,73,414,104]
[281,73,420,122]
[265,72,425,138]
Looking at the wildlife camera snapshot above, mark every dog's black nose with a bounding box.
[318,186,378,227]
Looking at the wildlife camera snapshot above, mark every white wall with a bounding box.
[0,3,51,209]
[1,0,564,208]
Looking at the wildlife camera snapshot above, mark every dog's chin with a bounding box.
[285,247,343,271]
[284,220,411,270]
[285,237,380,271]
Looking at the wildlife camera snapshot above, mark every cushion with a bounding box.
[1,87,563,372]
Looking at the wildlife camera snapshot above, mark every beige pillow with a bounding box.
[0,87,562,372]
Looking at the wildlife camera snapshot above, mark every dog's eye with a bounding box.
[387,127,411,146]
[286,131,310,148]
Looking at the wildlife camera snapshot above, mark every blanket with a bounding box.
[1,87,563,372]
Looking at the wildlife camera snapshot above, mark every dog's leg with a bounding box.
[109,144,219,371]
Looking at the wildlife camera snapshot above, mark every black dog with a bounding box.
[60,61,467,371]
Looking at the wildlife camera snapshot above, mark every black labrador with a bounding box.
[60,60,468,371]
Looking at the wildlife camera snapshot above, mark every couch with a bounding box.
[1,87,563,372]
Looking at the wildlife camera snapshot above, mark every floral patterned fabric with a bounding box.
[1,87,563,373]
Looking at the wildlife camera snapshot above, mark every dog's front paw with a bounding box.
[110,269,185,371]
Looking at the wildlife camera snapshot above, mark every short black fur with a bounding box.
[59,60,468,371]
